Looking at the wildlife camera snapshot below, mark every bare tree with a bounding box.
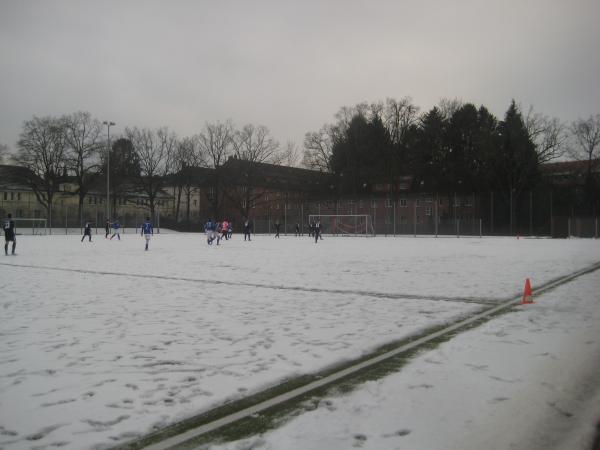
[383,97,420,146]
[15,116,67,227]
[197,120,235,219]
[233,124,279,163]
[302,125,336,172]
[272,140,300,167]
[171,135,203,224]
[570,114,600,164]
[126,126,176,218]
[524,106,567,164]
[0,143,9,164]
[437,97,464,121]
[228,124,279,218]
[570,114,600,213]
[62,111,104,224]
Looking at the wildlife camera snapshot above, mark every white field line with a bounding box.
[137,261,600,450]
[0,262,498,305]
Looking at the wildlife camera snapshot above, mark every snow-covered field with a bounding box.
[1,233,599,450]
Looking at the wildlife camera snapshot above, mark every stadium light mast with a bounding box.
[103,121,116,221]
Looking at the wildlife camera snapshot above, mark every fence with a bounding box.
[4,190,599,238]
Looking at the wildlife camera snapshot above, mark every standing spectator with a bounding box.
[244,219,252,241]
[227,221,233,239]
[295,222,300,236]
[141,217,153,251]
[3,213,16,255]
[81,222,92,242]
[105,220,111,238]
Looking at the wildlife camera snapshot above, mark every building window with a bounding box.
[193,200,197,207]
[425,207,432,216]
[399,198,407,207]
[415,199,420,207]
[275,203,280,210]
[416,215,422,224]
[385,198,392,208]
[264,194,269,201]
[400,215,408,224]
[17,193,21,201]
[10,192,15,201]
[3,192,6,201]
[371,199,377,209]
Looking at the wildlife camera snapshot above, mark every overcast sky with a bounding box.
[1,0,599,154]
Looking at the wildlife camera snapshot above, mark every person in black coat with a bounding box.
[244,219,252,241]
[81,222,92,242]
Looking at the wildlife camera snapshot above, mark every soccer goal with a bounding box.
[8,218,48,235]
[308,214,375,237]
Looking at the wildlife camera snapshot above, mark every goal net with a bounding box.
[7,218,48,235]
[308,214,374,237]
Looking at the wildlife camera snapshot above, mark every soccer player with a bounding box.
[204,218,215,245]
[227,221,233,239]
[274,220,281,238]
[81,222,92,242]
[109,219,121,240]
[4,213,16,255]
[141,217,153,250]
[314,219,321,243]
[217,219,229,245]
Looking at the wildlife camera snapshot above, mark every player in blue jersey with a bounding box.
[204,218,215,245]
[109,219,121,240]
[4,213,16,255]
[140,217,153,250]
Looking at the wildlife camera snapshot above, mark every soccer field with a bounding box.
[1,234,599,449]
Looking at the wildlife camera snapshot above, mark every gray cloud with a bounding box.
[1,0,599,152]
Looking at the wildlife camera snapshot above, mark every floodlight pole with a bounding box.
[103,121,116,221]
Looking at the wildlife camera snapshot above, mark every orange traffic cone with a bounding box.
[521,278,534,304]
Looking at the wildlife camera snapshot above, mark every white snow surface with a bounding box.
[0,233,599,450]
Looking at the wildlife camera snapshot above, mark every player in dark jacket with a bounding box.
[81,222,92,242]
[4,213,16,255]
[243,219,252,241]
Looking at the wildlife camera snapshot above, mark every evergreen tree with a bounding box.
[493,101,539,233]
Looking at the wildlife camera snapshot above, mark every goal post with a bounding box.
[308,214,375,237]
[7,218,48,235]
